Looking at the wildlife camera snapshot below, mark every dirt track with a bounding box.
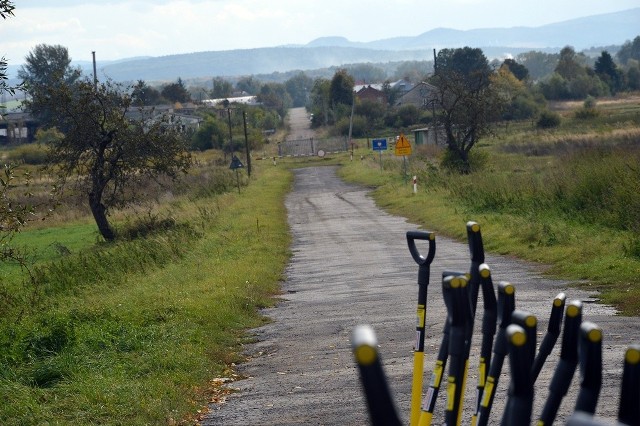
[203,110,640,425]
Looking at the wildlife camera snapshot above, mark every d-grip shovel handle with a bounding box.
[407,231,436,266]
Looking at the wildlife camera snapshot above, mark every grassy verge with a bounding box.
[338,121,640,316]
[0,161,292,424]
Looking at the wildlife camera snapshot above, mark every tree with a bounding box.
[516,51,559,81]
[18,44,81,127]
[501,58,529,81]
[44,79,191,241]
[392,60,432,83]
[381,80,402,107]
[594,51,623,94]
[236,76,261,95]
[0,1,19,97]
[555,46,586,80]
[257,82,291,118]
[284,72,313,108]
[429,47,504,173]
[616,36,640,66]
[347,64,387,84]
[492,67,542,120]
[131,80,162,106]
[627,64,640,91]
[1,2,57,290]
[191,115,226,151]
[161,78,190,103]
[211,77,232,98]
[329,69,355,107]
[309,78,331,127]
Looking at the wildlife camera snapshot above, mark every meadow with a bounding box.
[0,152,292,424]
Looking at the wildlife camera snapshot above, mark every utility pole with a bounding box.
[243,110,252,177]
[227,105,233,157]
[92,51,98,90]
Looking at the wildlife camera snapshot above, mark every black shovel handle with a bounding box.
[538,300,583,426]
[407,230,436,266]
[575,321,602,414]
[466,221,485,264]
[501,324,534,426]
[531,293,566,383]
[352,325,402,426]
[618,345,640,425]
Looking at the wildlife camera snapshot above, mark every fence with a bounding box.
[277,136,349,157]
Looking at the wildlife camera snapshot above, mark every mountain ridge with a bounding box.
[6,8,639,83]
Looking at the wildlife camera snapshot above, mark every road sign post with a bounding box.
[229,155,244,194]
[372,138,387,170]
[395,133,412,182]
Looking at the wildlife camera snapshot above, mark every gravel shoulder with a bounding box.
[203,165,640,425]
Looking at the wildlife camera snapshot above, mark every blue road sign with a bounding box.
[372,138,388,151]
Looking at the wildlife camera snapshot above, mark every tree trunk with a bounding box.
[89,191,115,242]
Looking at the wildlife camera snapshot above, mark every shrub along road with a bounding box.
[203,165,640,425]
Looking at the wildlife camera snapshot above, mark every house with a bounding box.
[202,95,259,108]
[352,79,415,104]
[0,112,39,144]
[413,126,446,146]
[355,85,387,104]
[395,82,439,109]
[133,106,203,134]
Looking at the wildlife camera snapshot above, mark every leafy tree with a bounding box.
[0,0,15,18]
[191,115,226,151]
[211,77,232,98]
[309,78,331,127]
[329,69,354,107]
[284,72,313,108]
[392,60,432,82]
[627,64,640,91]
[257,82,291,118]
[1,2,57,289]
[355,99,386,130]
[346,64,387,84]
[236,76,261,95]
[0,1,19,96]
[429,47,504,173]
[616,36,640,66]
[18,44,81,127]
[394,104,421,127]
[501,58,529,81]
[382,80,402,107]
[539,73,570,100]
[161,78,190,103]
[594,51,623,94]
[555,46,588,81]
[516,51,559,81]
[536,110,561,128]
[492,67,541,120]
[44,79,191,241]
[131,80,162,106]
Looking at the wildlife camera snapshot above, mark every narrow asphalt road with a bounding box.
[203,165,640,425]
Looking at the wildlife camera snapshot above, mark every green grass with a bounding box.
[0,161,293,424]
[339,115,640,315]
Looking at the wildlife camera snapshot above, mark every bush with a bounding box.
[574,107,600,120]
[536,110,561,129]
[4,144,49,165]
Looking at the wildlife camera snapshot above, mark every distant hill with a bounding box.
[312,8,640,51]
[7,8,640,84]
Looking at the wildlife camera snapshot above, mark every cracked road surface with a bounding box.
[204,166,640,425]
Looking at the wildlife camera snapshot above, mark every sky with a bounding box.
[1,0,639,65]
